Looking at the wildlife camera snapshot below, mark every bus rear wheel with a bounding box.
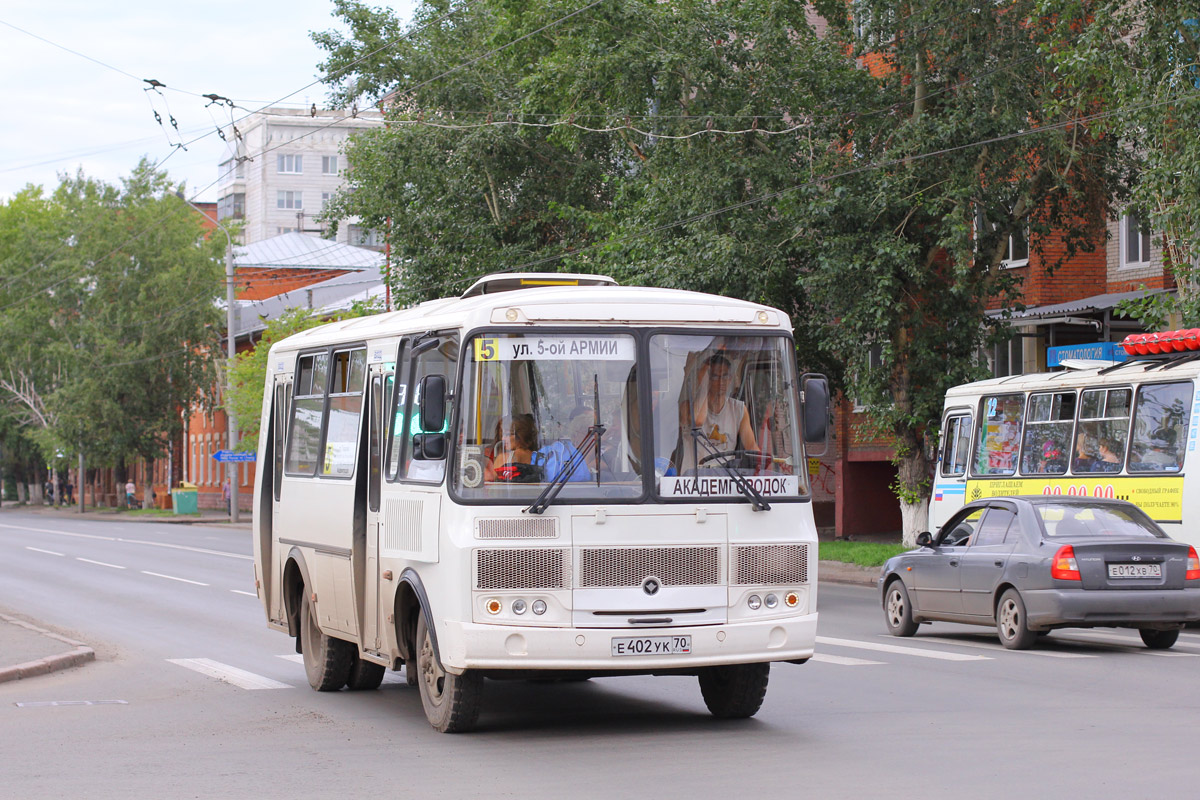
[415,611,482,733]
[698,662,770,719]
[346,657,386,690]
[300,591,354,691]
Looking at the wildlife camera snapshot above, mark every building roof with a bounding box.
[234,263,387,339]
[989,288,1168,321]
[233,232,383,271]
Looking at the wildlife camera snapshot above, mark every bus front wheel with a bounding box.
[300,591,354,691]
[698,662,770,719]
[415,611,482,733]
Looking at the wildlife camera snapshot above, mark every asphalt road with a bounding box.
[2,510,1198,798]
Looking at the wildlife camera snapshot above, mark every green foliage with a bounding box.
[1039,0,1200,327]
[228,299,382,453]
[0,160,224,472]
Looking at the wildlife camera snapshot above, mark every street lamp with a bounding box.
[177,191,240,523]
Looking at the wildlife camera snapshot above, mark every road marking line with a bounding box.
[816,635,990,661]
[0,523,249,560]
[25,546,64,556]
[15,700,129,708]
[167,658,291,690]
[141,570,207,586]
[77,557,126,570]
[0,523,115,541]
[278,654,303,664]
[230,590,257,597]
[810,653,885,666]
[910,635,1096,659]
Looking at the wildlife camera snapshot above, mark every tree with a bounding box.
[0,161,225,491]
[1040,1,1200,328]
[228,300,382,453]
[316,0,1127,544]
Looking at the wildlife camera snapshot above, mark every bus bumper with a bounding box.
[435,612,818,673]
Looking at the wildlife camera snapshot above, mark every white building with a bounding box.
[216,107,384,247]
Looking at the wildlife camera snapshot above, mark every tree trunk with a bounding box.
[17,482,27,504]
[899,497,929,548]
[143,459,153,510]
[78,451,86,513]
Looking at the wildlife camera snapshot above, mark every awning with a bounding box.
[988,288,1169,327]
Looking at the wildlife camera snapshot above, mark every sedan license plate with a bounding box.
[1108,563,1161,579]
[611,635,692,657]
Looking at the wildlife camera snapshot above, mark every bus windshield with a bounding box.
[452,332,643,501]
[649,334,807,499]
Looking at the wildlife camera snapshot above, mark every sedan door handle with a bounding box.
[948,559,958,567]
[994,560,1004,567]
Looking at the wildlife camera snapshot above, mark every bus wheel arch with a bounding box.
[283,549,312,644]
[396,569,441,667]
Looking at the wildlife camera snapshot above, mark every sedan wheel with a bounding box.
[1139,628,1179,650]
[995,589,1037,650]
[884,580,919,637]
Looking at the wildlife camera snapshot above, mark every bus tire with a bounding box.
[346,657,386,690]
[416,611,482,733]
[697,662,770,719]
[300,592,354,691]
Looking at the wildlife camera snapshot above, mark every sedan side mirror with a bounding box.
[915,532,934,547]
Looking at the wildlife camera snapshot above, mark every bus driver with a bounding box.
[679,354,759,470]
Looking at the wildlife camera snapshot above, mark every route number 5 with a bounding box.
[474,338,498,361]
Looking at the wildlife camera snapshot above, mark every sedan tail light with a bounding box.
[1051,545,1082,581]
[1187,547,1200,581]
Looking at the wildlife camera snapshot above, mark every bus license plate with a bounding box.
[1108,563,1161,578]
[611,636,692,657]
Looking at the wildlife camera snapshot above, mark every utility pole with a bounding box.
[177,192,240,523]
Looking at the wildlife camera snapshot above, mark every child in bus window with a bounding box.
[485,414,539,482]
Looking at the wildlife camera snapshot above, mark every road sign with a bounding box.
[212,450,256,463]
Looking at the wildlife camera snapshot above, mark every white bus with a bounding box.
[252,273,829,731]
[930,329,1200,545]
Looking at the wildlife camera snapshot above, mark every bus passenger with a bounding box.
[485,414,539,482]
[1092,437,1123,472]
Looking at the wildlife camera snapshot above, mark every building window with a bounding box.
[851,343,886,412]
[277,154,303,174]
[1120,212,1152,267]
[347,224,382,248]
[321,192,331,208]
[217,192,244,221]
[276,227,296,235]
[277,191,303,210]
[975,207,1029,269]
[988,334,1024,378]
[322,156,338,175]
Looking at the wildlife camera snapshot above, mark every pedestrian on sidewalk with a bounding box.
[125,479,136,509]
[222,479,231,515]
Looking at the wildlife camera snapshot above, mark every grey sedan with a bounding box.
[879,496,1200,649]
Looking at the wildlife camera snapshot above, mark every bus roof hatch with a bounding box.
[460,272,618,298]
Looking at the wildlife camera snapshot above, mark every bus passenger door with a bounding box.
[268,376,290,623]
[930,410,972,531]
[364,371,387,651]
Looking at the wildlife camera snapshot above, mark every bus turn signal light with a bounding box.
[1051,546,1082,581]
[1187,547,1200,581]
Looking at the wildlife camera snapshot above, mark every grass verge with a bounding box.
[819,541,909,568]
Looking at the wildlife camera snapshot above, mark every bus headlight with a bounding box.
[764,593,779,609]
[512,599,527,615]
[531,599,547,615]
[747,595,762,610]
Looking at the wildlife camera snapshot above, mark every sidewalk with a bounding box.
[0,501,253,530]
[0,613,94,684]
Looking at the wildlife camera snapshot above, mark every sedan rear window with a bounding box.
[1036,504,1165,538]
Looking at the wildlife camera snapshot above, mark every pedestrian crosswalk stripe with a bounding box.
[1051,631,1200,657]
[906,635,1097,659]
[810,653,885,666]
[816,635,990,661]
[168,658,292,690]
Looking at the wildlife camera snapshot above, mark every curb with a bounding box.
[0,614,95,684]
[818,560,880,588]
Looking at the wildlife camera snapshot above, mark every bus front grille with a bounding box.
[577,546,723,588]
[475,548,571,590]
[475,517,559,539]
[732,544,808,585]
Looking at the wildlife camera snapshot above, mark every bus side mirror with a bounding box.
[418,374,447,433]
[800,373,830,453]
[412,433,446,460]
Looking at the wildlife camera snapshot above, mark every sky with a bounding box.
[0,1,416,204]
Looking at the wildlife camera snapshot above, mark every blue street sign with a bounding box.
[1047,341,1127,367]
[212,450,256,463]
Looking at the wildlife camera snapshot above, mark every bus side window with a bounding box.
[385,340,410,481]
[400,337,459,482]
[320,348,367,478]
[940,414,972,477]
[1129,382,1191,473]
[972,394,1023,476]
[285,352,329,476]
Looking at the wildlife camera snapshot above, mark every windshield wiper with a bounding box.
[689,427,771,512]
[525,423,605,514]
[526,375,606,515]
